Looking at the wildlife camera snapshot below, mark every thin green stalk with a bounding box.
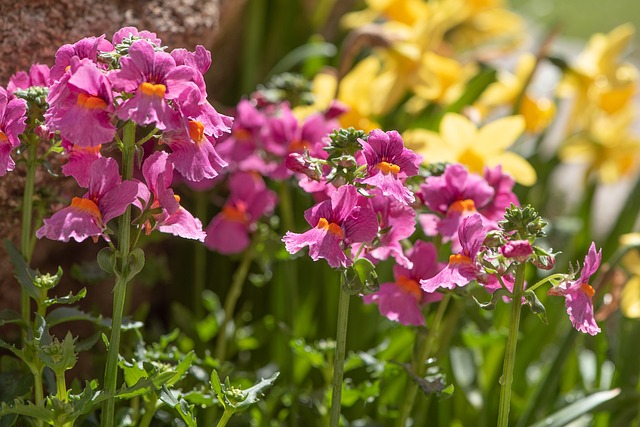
[137,396,157,427]
[395,294,452,427]
[215,242,255,362]
[101,121,136,427]
[20,136,38,327]
[216,409,234,427]
[329,281,350,427]
[497,262,527,427]
[193,191,208,319]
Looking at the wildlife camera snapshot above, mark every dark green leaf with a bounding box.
[97,247,117,275]
[3,240,40,301]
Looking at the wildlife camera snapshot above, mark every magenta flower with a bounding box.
[548,242,602,335]
[49,35,113,82]
[46,59,115,147]
[110,40,200,130]
[360,129,420,205]
[61,139,102,187]
[7,64,50,93]
[421,214,490,292]
[500,240,533,263]
[36,157,138,242]
[419,163,495,242]
[283,185,378,269]
[112,27,162,46]
[363,240,442,326]
[354,195,416,268]
[204,172,277,254]
[215,100,266,172]
[480,165,520,220]
[138,151,205,241]
[0,87,27,176]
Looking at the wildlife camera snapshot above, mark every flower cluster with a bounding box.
[6,27,233,243]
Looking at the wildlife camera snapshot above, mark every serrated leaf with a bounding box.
[166,351,194,387]
[43,288,87,307]
[159,386,197,427]
[4,239,40,301]
[233,372,279,411]
[0,400,55,424]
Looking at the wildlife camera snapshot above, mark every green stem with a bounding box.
[55,371,67,402]
[101,121,136,427]
[526,273,569,293]
[137,396,157,427]
[20,136,38,327]
[497,262,527,427]
[193,192,208,319]
[215,242,255,362]
[395,294,451,427]
[329,281,350,427]
[216,409,235,427]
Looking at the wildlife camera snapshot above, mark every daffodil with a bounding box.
[476,53,556,133]
[619,233,640,319]
[404,112,536,185]
[559,108,640,184]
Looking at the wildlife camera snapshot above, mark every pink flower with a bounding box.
[49,35,113,82]
[60,139,102,187]
[360,129,420,205]
[36,157,138,242]
[110,40,199,130]
[282,185,378,269]
[112,27,162,47]
[138,151,206,241]
[204,172,277,254]
[480,165,520,220]
[46,59,115,147]
[7,64,50,93]
[419,163,495,242]
[354,195,416,268]
[421,214,490,292]
[548,242,602,335]
[363,241,442,326]
[500,240,533,262]
[0,87,27,176]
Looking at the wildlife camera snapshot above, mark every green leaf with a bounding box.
[210,370,223,399]
[115,371,177,399]
[125,248,145,282]
[0,400,54,424]
[97,247,117,275]
[0,310,26,328]
[233,371,279,411]
[45,307,143,330]
[38,331,77,374]
[473,288,511,311]
[524,290,548,324]
[159,386,197,427]
[529,388,622,427]
[4,239,40,301]
[43,288,87,307]
[266,42,336,79]
[352,258,379,294]
[166,351,194,387]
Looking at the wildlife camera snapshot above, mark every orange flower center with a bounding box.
[222,202,248,223]
[377,161,400,175]
[449,253,472,265]
[77,93,107,110]
[316,217,344,238]
[139,82,167,97]
[174,194,181,204]
[289,139,310,152]
[449,199,476,213]
[233,128,252,141]
[581,283,595,298]
[71,197,102,221]
[396,276,422,301]
[0,131,8,142]
[188,120,205,144]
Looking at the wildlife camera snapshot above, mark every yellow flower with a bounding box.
[476,53,556,133]
[559,108,640,184]
[341,0,430,28]
[404,113,536,185]
[619,234,640,318]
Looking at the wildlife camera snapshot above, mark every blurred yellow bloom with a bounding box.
[558,23,638,127]
[559,109,640,184]
[476,53,556,133]
[341,0,430,28]
[620,235,640,318]
[404,113,536,185]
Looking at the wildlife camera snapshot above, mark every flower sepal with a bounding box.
[343,257,379,295]
[523,290,548,324]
